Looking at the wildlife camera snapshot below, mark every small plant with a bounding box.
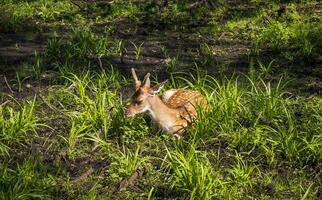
[15,72,30,93]
[199,43,213,57]
[0,97,40,147]
[46,28,111,62]
[33,51,43,80]
[165,57,178,71]
[109,144,147,180]
[165,144,215,199]
[247,77,287,121]
[254,20,322,59]
[130,41,144,60]
[37,1,60,21]
[0,1,34,32]
[112,40,125,58]
[258,60,274,79]
[0,160,52,200]
[228,152,258,189]
[161,46,169,58]
[62,71,121,136]
[61,121,89,159]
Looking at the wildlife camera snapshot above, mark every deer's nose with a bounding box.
[125,108,133,117]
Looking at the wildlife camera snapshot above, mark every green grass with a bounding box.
[45,28,114,63]
[254,21,322,59]
[0,0,76,32]
[0,0,321,199]
[1,62,321,199]
[165,143,216,199]
[0,97,42,154]
[0,159,53,200]
[2,55,321,199]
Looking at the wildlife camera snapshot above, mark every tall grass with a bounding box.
[46,29,109,62]
[0,0,76,32]
[1,0,321,199]
[0,160,52,200]
[109,144,148,181]
[169,67,322,167]
[1,64,321,199]
[165,143,216,199]
[0,97,41,153]
[254,17,322,59]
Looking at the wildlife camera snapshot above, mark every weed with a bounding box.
[228,152,258,189]
[1,1,322,199]
[46,28,113,63]
[61,121,90,159]
[165,57,179,72]
[255,21,322,59]
[15,71,30,93]
[131,41,144,61]
[165,144,216,199]
[32,51,43,80]
[112,40,125,58]
[0,97,41,147]
[109,144,148,181]
[0,160,52,200]
[247,77,287,121]
[258,60,275,79]
[0,0,76,32]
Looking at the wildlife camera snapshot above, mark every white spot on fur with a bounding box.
[162,89,177,102]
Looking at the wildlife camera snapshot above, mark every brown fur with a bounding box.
[126,68,207,137]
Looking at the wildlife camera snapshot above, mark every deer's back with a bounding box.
[162,89,207,120]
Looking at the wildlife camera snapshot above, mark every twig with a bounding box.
[97,56,105,74]
[38,94,68,117]
[3,75,14,93]
[0,100,10,107]
[71,167,94,184]
[118,168,145,192]
[70,0,84,10]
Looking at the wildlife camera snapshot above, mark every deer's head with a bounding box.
[125,68,166,117]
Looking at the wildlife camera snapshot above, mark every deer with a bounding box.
[125,68,207,138]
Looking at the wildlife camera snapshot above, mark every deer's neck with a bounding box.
[147,95,180,131]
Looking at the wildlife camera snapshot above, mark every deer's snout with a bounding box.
[125,105,135,117]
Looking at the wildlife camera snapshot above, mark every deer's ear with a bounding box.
[150,81,166,95]
[142,73,151,88]
[131,68,141,89]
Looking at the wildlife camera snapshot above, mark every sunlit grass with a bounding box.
[0,97,42,152]
[165,143,216,199]
[1,0,321,199]
[0,0,76,32]
[2,63,321,199]
[0,160,52,200]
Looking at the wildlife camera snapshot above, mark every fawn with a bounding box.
[125,68,207,137]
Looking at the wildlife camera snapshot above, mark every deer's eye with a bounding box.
[132,99,143,104]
